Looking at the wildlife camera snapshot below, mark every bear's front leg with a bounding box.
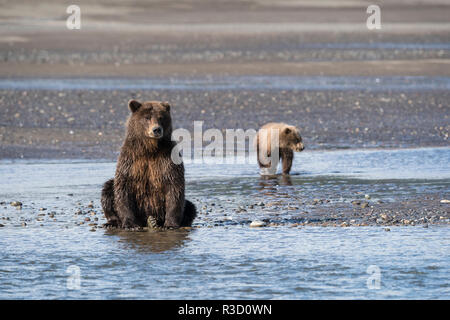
[281,148,294,175]
[114,181,141,229]
[163,187,185,229]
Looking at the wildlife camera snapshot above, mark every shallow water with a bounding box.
[1,76,449,91]
[0,147,449,299]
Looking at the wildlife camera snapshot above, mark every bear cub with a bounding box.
[256,122,304,175]
[101,100,196,229]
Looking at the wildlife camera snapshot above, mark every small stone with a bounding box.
[365,194,371,200]
[89,228,96,232]
[361,202,369,208]
[341,222,349,227]
[10,201,22,207]
[423,224,428,228]
[440,199,450,204]
[0,224,4,227]
[384,228,390,232]
[250,220,266,228]
[268,222,279,227]
[84,217,91,222]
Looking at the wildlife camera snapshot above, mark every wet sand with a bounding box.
[1,0,449,159]
[0,87,448,159]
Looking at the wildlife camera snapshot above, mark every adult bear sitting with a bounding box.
[101,100,196,230]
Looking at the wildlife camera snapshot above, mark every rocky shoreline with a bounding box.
[1,193,449,230]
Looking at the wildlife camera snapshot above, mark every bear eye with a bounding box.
[145,115,151,120]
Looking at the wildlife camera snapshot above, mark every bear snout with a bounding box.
[296,143,305,152]
[148,125,163,138]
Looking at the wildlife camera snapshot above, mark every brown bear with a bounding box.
[256,122,304,175]
[101,99,196,230]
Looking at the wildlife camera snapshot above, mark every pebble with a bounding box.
[365,194,371,199]
[440,199,450,204]
[0,224,4,227]
[268,222,279,227]
[250,220,266,228]
[384,228,391,232]
[10,201,22,207]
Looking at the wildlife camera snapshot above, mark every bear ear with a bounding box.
[284,127,291,134]
[161,101,170,111]
[128,99,142,113]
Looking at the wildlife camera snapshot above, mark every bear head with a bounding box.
[126,99,173,140]
[280,125,304,152]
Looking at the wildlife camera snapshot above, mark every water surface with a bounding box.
[0,147,449,299]
[1,76,449,91]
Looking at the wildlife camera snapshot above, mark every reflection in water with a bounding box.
[258,174,292,195]
[105,229,193,253]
